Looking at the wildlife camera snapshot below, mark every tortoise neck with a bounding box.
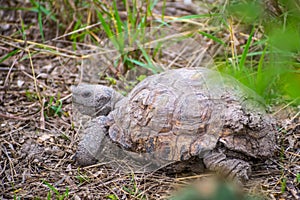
[111,90,124,109]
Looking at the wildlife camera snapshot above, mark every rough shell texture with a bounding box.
[107,68,276,162]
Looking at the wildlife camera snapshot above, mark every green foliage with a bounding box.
[2,0,298,105]
[42,180,69,200]
[29,0,57,22]
[59,132,70,141]
[107,194,119,200]
[44,95,63,119]
[136,74,147,82]
[296,173,300,183]
[228,1,263,23]
[94,0,163,75]
[121,173,146,199]
[75,169,90,185]
[280,177,287,193]
[29,0,58,41]
[198,30,225,46]
[105,76,118,85]
[224,0,300,104]
[0,49,20,63]
[170,182,265,200]
[25,90,39,101]
[13,195,21,200]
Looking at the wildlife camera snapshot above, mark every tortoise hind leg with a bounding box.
[203,150,251,183]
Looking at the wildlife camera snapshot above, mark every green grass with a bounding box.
[121,173,146,199]
[280,177,287,193]
[221,0,300,104]
[42,180,69,200]
[1,0,299,104]
[43,95,64,119]
[296,173,300,183]
[107,194,119,200]
[94,0,164,75]
[75,169,90,185]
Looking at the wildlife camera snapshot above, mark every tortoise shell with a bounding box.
[106,68,274,162]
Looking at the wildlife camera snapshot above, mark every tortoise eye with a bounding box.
[97,95,110,104]
[82,91,92,98]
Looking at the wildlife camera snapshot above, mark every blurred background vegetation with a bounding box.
[1,0,299,105]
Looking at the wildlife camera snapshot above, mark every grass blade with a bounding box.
[256,44,268,94]
[97,10,113,38]
[239,27,254,71]
[0,49,20,63]
[198,31,225,45]
[43,180,60,196]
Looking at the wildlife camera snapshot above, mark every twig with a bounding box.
[3,51,24,90]
[272,98,299,116]
[0,113,29,121]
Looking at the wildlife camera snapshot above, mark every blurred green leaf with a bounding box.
[269,26,300,52]
[280,70,300,102]
[296,173,300,183]
[136,74,147,82]
[228,1,263,23]
[107,194,119,200]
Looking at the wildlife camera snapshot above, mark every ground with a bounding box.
[0,1,299,199]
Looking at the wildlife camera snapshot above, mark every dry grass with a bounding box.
[0,0,299,199]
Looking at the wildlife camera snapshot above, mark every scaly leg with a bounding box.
[203,150,251,182]
[75,117,107,166]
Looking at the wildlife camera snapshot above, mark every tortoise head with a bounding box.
[72,84,123,117]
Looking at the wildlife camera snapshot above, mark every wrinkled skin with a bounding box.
[73,68,276,182]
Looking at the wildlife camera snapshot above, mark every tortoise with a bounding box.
[73,67,276,182]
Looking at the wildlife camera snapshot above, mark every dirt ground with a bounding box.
[0,1,299,199]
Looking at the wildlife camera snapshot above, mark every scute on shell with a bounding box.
[107,68,275,162]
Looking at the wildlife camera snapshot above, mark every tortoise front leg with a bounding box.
[75,117,108,166]
[203,150,251,182]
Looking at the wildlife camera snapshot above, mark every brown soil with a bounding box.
[0,1,299,199]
